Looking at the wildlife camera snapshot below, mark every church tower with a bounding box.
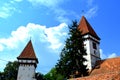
[78,16,101,70]
[17,40,38,80]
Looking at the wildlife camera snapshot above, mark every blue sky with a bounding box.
[0,0,120,74]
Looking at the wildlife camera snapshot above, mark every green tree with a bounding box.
[55,21,88,78]
[35,72,46,80]
[0,72,4,80]
[0,61,18,80]
[44,68,64,80]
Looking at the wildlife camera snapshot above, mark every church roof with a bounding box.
[90,57,120,75]
[78,16,100,40]
[17,40,37,60]
[74,57,120,80]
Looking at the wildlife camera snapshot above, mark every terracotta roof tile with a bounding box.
[74,72,120,80]
[72,57,120,80]
[78,16,100,40]
[17,40,37,60]
[90,57,120,75]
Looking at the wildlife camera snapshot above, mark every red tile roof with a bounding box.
[74,72,120,80]
[78,16,100,40]
[73,57,120,80]
[90,57,120,75]
[17,40,37,60]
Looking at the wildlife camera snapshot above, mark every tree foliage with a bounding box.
[35,72,46,80]
[0,61,19,80]
[44,68,64,80]
[55,21,88,78]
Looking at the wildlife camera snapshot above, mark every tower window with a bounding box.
[94,50,96,54]
[93,42,97,49]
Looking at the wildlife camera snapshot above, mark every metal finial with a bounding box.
[81,10,85,16]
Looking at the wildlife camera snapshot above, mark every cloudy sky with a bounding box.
[0,0,120,74]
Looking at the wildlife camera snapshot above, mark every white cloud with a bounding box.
[78,0,98,19]
[44,23,68,49]
[100,49,107,59]
[0,4,13,18]
[27,0,64,8]
[27,0,98,23]
[0,23,68,51]
[0,44,4,51]
[0,1,21,19]
[54,8,70,23]
[26,23,68,50]
[0,23,68,72]
[27,0,71,23]
[0,26,29,51]
[108,53,117,58]
[27,0,71,22]
[100,49,117,59]
[85,6,98,18]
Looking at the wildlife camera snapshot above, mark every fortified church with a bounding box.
[16,16,120,80]
[75,16,120,80]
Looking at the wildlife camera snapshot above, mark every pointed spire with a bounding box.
[78,16,100,40]
[17,40,37,60]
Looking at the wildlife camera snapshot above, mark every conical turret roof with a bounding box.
[17,40,37,60]
[78,16,100,40]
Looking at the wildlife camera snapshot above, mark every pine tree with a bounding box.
[55,21,88,78]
